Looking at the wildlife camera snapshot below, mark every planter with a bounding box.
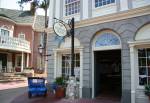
[23,69,34,77]
[55,86,65,98]
[15,67,21,72]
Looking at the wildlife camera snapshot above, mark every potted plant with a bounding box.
[145,84,150,100]
[54,77,66,98]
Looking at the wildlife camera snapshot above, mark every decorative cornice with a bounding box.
[46,5,150,33]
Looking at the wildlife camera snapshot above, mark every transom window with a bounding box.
[95,0,115,8]
[138,48,150,85]
[0,29,9,36]
[95,33,120,47]
[65,0,80,16]
[62,53,80,78]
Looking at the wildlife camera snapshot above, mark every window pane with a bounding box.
[138,49,146,57]
[139,76,147,85]
[138,58,146,66]
[148,67,150,76]
[65,0,80,16]
[139,67,147,75]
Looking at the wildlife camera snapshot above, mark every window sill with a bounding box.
[93,3,116,11]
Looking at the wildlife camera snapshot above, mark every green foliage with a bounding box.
[145,84,150,96]
[55,77,66,86]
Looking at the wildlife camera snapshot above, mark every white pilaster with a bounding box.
[120,0,129,11]
[54,51,57,79]
[26,53,29,67]
[21,52,24,72]
[81,0,89,20]
[55,0,60,19]
[48,0,55,27]
[80,48,83,98]
[129,45,136,103]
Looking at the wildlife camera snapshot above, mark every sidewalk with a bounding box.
[0,80,27,90]
[11,92,120,103]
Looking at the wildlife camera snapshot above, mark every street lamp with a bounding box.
[38,44,43,70]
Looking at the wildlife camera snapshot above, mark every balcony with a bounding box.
[0,36,31,53]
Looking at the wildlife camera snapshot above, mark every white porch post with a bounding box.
[21,51,24,72]
[129,45,136,103]
[26,53,29,67]
[80,48,83,98]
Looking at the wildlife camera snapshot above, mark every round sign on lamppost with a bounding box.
[53,22,67,37]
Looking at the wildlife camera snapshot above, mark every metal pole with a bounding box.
[71,18,75,76]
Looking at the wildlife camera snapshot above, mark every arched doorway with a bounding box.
[92,31,122,100]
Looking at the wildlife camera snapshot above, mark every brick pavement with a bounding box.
[11,92,120,103]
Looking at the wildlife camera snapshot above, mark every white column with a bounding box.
[21,52,24,72]
[55,0,60,19]
[48,0,55,27]
[120,0,129,11]
[26,53,29,67]
[54,50,57,79]
[129,45,136,103]
[81,0,89,20]
[80,48,83,98]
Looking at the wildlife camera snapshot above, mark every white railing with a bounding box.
[0,36,31,53]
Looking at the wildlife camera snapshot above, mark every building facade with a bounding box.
[47,0,150,103]
[0,8,45,73]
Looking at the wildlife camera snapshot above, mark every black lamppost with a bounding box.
[53,17,75,76]
[38,44,44,70]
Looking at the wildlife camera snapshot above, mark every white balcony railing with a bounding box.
[0,36,31,53]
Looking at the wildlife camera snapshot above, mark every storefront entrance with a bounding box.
[94,50,121,100]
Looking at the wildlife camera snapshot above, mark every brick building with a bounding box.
[0,8,46,73]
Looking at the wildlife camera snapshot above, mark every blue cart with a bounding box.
[27,77,47,98]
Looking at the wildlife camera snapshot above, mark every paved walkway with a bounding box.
[11,92,120,103]
[0,80,27,90]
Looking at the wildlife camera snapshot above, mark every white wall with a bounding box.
[92,3,117,17]
[132,0,150,8]
[120,0,129,11]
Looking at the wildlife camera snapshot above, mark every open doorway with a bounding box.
[94,50,121,100]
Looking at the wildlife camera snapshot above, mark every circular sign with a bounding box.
[53,22,67,37]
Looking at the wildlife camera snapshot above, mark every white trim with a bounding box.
[93,45,121,51]
[129,46,136,103]
[92,50,94,98]
[21,51,24,72]
[26,53,29,67]
[79,48,83,98]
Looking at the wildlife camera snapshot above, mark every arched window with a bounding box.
[95,33,120,47]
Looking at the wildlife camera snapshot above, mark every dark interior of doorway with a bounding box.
[94,50,121,100]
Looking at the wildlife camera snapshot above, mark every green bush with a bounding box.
[145,84,150,96]
[55,77,66,86]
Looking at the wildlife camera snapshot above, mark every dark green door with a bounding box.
[0,53,7,72]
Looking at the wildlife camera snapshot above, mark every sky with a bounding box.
[0,0,45,15]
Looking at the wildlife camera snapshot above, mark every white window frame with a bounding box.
[62,53,80,77]
[64,0,80,16]
[0,28,10,37]
[94,0,116,8]
[18,32,25,39]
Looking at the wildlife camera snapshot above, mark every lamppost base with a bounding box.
[66,76,79,100]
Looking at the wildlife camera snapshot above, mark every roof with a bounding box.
[0,8,46,31]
